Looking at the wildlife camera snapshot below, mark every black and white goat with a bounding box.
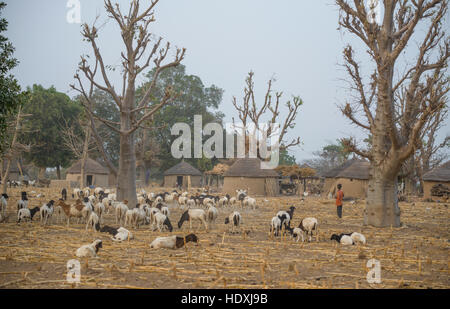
[76,239,103,258]
[150,234,198,249]
[276,206,295,229]
[224,211,241,233]
[331,232,366,245]
[330,234,353,245]
[177,209,208,231]
[40,200,55,226]
[153,212,173,232]
[17,207,40,224]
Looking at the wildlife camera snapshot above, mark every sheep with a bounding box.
[270,216,283,236]
[132,208,150,229]
[229,197,237,206]
[115,202,129,225]
[243,196,257,209]
[206,205,218,228]
[0,193,8,216]
[224,211,241,233]
[73,188,82,198]
[17,191,29,211]
[178,196,188,207]
[296,217,319,242]
[86,212,100,231]
[236,189,247,202]
[107,193,116,201]
[218,196,228,207]
[94,187,104,196]
[93,202,105,223]
[150,234,198,249]
[75,239,103,258]
[148,207,161,229]
[88,195,97,205]
[124,209,135,227]
[202,197,215,207]
[17,207,40,223]
[186,199,196,208]
[161,206,170,217]
[337,232,366,245]
[55,199,85,226]
[153,212,173,232]
[276,206,296,229]
[177,209,208,231]
[330,234,353,245]
[82,188,90,198]
[112,227,134,242]
[40,200,55,226]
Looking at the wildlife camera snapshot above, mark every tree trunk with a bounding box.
[80,125,91,188]
[117,132,137,208]
[1,106,22,194]
[56,165,61,180]
[364,167,401,227]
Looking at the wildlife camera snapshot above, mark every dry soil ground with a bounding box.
[0,187,448,289]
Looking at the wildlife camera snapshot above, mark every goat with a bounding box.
[150,234,198,249]
[178,209,208,231]
[225,211,241,233]
[330,234,353,245]
[17,207,40,223]
[112,227,134,242]
[206,205,218,228]
[76,239,103,258]
[154,212,173,232]
[295,217,319,242]
[40,200,55,226]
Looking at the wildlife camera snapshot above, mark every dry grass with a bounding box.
[0,187,449,289]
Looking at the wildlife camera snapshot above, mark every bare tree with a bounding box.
[337,0,449,227]
[71,0,185,207]
[232,71,303,157]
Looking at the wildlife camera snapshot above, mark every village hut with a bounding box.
[222,158,279,196]
[324,158,370,199]
[65,158,113,187]
[163,160,203,189]
[422,161,450,200]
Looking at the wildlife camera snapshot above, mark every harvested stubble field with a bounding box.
[0,187,449,289]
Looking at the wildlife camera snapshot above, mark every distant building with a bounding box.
[323,158,370,199]
[163,160,203,189]
[422,161,450,200]
[65,158,114,187]
[222,158,279,196]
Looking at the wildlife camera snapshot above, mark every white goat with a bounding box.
[76,239,102,258]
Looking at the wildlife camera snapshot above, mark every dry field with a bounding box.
[0,187,449,289]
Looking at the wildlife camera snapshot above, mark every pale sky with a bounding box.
[4,0,449,162]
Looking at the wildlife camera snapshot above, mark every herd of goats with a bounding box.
[0,186,366,259]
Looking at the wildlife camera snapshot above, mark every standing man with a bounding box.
[336,184,344,219]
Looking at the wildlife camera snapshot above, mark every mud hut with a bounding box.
[422,161,450,200]
[66,158,113,187]
[222,158,279,196]
[163,160,203,189]
[324,158,370,199]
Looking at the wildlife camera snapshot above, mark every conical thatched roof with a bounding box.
[67,158,109,175]
[223,158,279,178]
[205,163,230,175]
[423,161,450,182]
[323,159,355,178]
[335,159,370,180]
[164,161,202,176]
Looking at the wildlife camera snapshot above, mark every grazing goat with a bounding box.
[153,212,173,232]
[115,202,129,225]
[243,196,257,209]
[270,216,283,236]
[40,200,55,226]
[150,234,198,249]
[225,211,242,233]
[178,209,208,231]
[76,239,103,258]
[337,232,366,245]
[86,212,100,231]
[295,217,319,242]
[55,199,85,226]
[330,234,353,245]
[17,207,40,223]
[276,206,295,229]
[206,205,218,228]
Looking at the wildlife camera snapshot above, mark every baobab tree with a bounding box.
[71,0,185,207]
[231,71,303,159]
[337,0,449,227]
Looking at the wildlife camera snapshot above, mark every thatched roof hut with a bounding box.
[422,161,450,199]
[222,158,279,196]
[323,158,370,199]
[66,158,113,187]
[163,161,203,188]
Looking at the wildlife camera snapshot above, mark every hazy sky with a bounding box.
[4,0,449,162]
